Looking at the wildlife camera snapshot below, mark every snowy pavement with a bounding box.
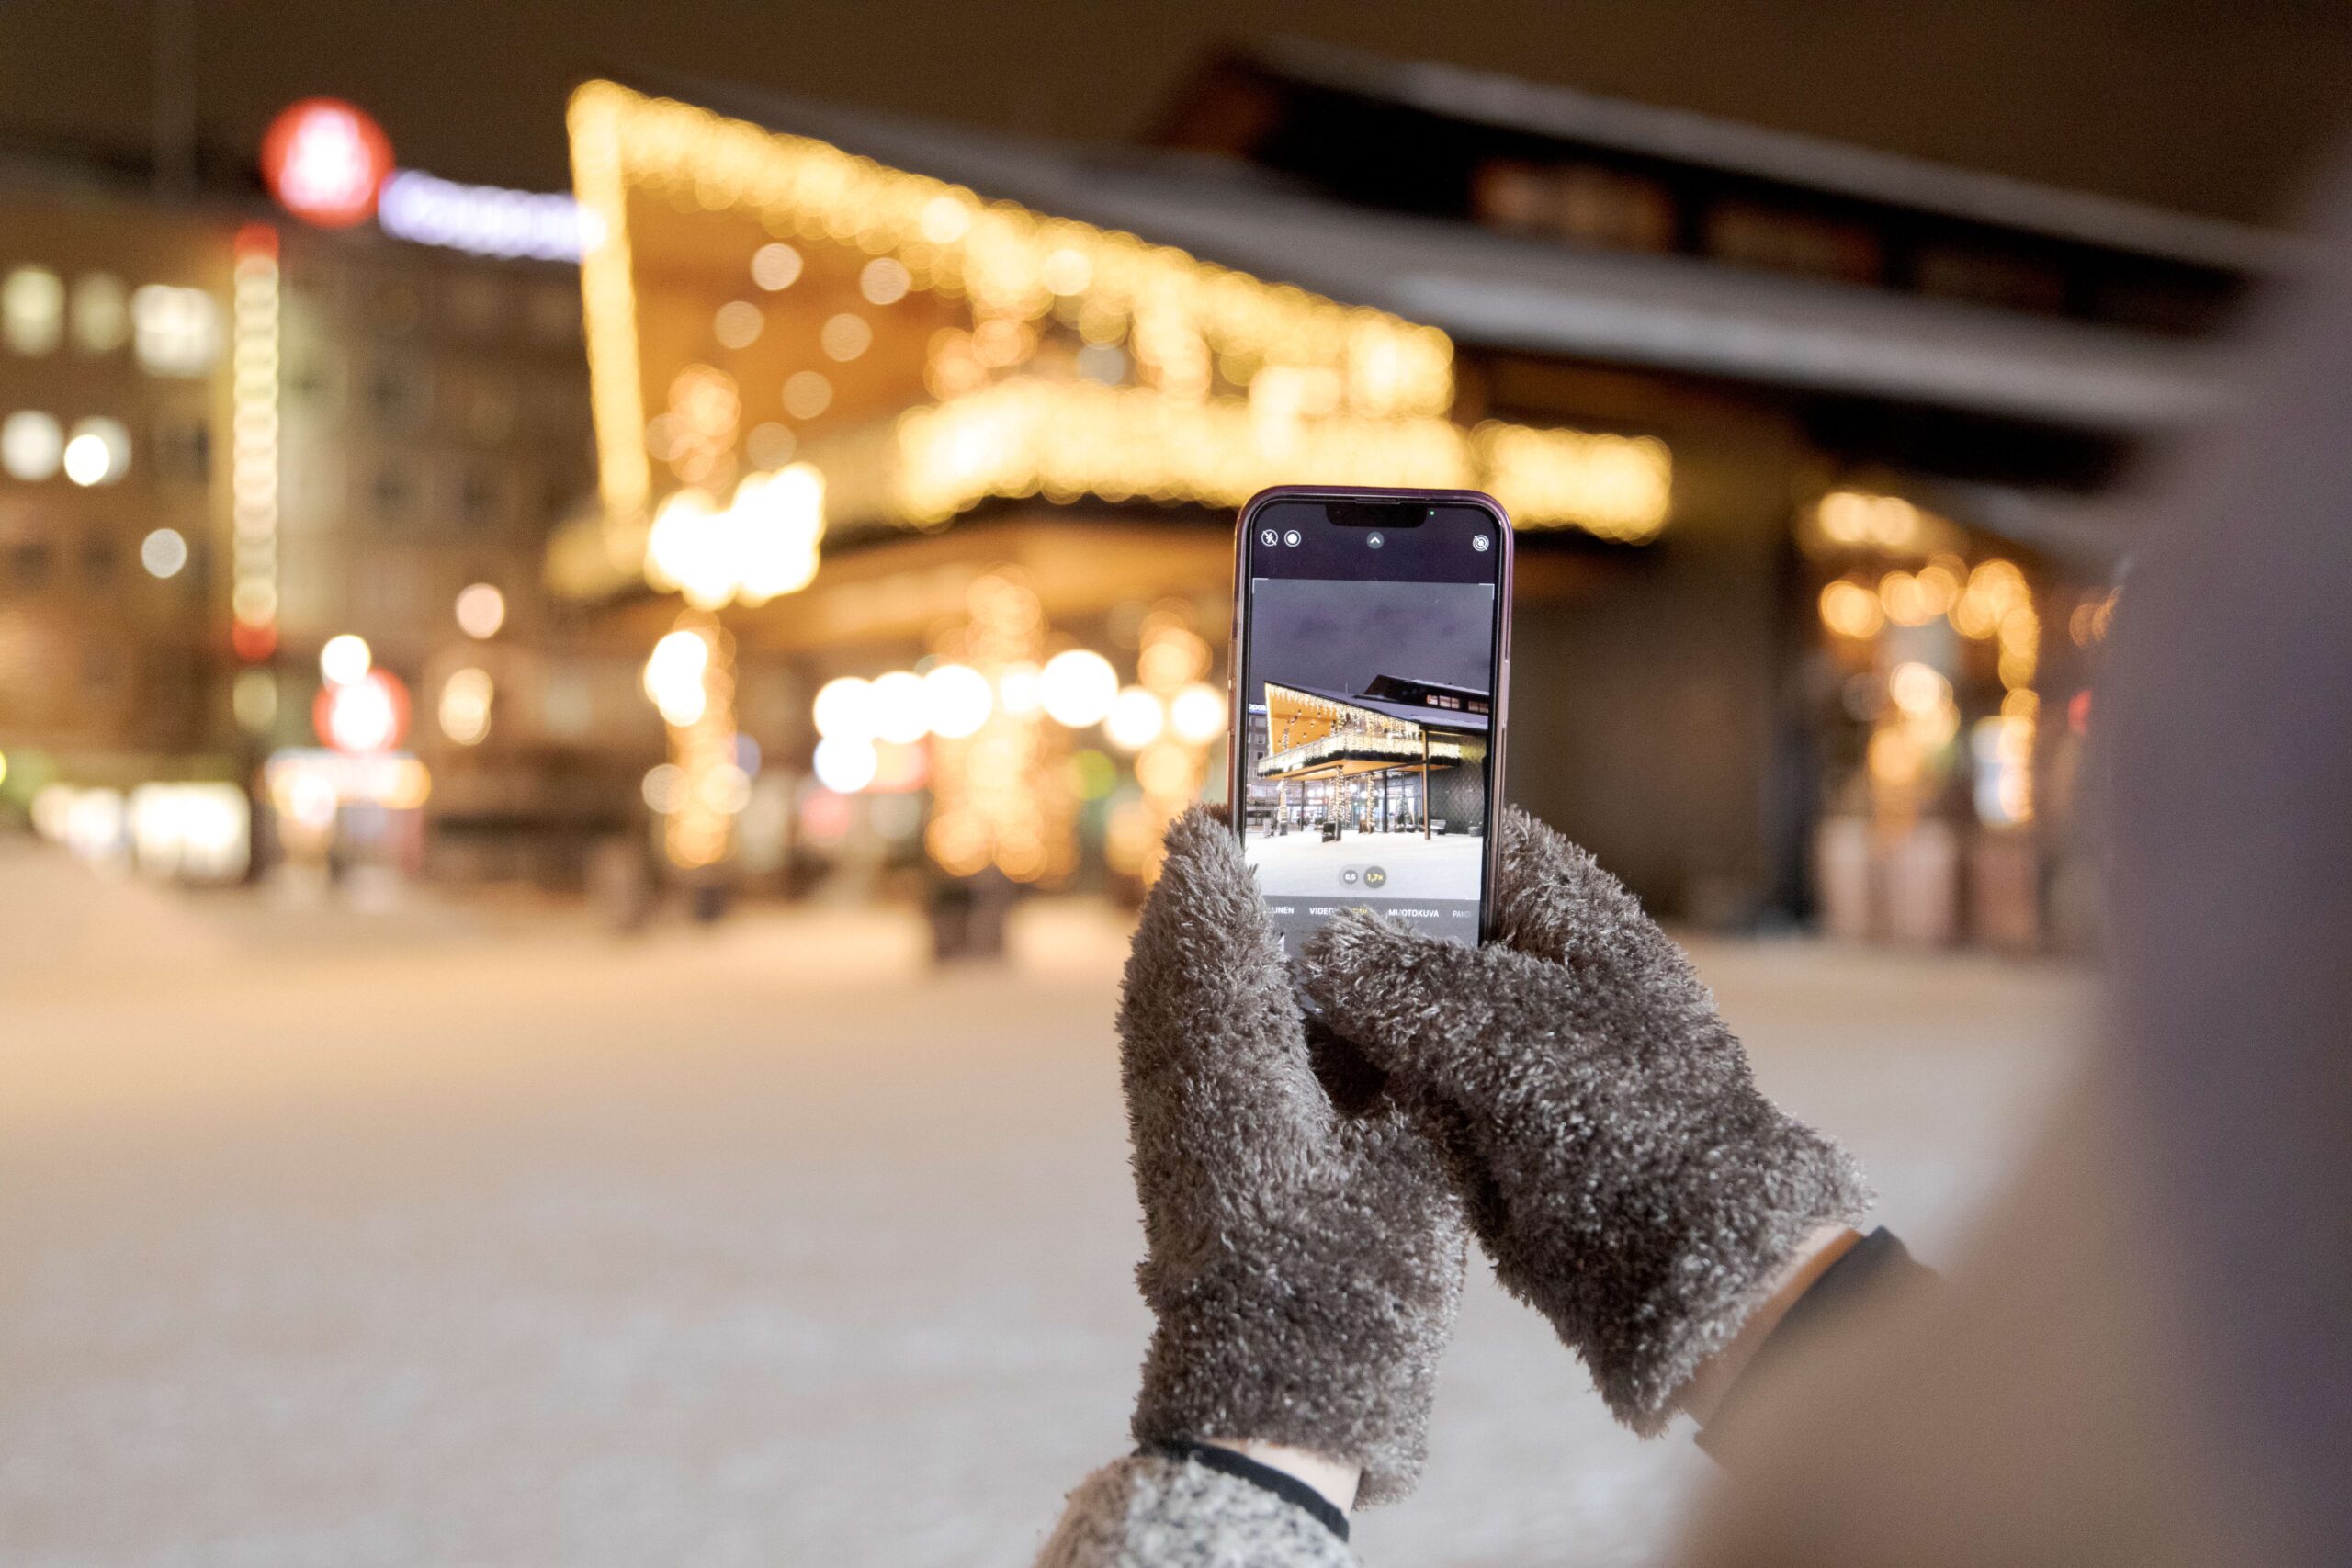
[0,844,2091,1567]
[1246,828,1486,899]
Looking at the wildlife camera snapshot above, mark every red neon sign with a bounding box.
[261,99,392,228]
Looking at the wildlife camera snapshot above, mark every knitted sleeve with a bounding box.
[1035,1451,1356,1568]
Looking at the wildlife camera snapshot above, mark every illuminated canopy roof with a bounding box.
[550,78,1675,601]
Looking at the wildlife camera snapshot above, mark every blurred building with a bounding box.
[1156,40,2277,945]
[0,130,629,887]
[551,51,2277,944]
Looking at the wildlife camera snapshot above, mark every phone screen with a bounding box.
[1235,497,1509,953]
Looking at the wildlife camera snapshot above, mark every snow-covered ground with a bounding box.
[0,841,2090,1567]
[1246,828,1485,899]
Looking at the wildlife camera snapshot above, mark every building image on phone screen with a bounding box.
[1244,675,1489,898]
[1240,577,1497,932]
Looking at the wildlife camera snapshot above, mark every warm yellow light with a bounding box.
[859,257,910,305]
[1889,661,1951,716]
[783,370,832,420]
[1816,490,1925,551]
[869,670,928,745]
[320,634,371,687]
[1914,560,1962,616]
[1039,649,1117,728]
[645,489,732,607]
[644,465,824,608]
[1818,579,1884,639]
[1867,728,1922,786]
[1134,741,1194,797]
[714,299,763,349]
[922,663,993,739]
[869,378,1663,535]
[732,464,825,604]
[643,628,712,727]
[1104,685,1166,753]
[61,432,107,485]
[1880,571,1938,627]
[812,675,876,740]
[642,762,684,812]
[820,313,873,362]
[438,668,494,746]
[1476,423,1671,541]
[998,661,1043,717]
[752,243,803,290]
[813,735,878,793]
[1169,682,1227,745]
[560,77,1675,588]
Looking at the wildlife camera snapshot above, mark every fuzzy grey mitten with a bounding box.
[1298,807,1871,1436]
[1122,807,1467,1506]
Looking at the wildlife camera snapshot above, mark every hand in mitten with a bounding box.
[1298,807,1870,1435]
[1122,807,1467,1506]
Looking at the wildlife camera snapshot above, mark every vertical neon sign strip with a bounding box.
[229,223,281,660]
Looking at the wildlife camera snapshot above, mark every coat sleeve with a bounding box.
[1035,1452,1356,1568]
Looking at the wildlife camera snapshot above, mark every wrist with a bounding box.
[1674,1223,1861,1425]
[1197,1437,1361,1515]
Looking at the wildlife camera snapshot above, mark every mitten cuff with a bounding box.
[1550,1124,1871,1435]
[1131,1239,1458,1505]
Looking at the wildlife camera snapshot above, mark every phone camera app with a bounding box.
[1471,534,1491,552]
[1283,529,1303,547]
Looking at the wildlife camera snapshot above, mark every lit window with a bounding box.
[63,417,130,486]
[131,285,221,376]
[72,274,131,354]
[2,410,62,479]
[141,527,189,579]
[4,266,64,355]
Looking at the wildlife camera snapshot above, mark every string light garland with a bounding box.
[562,79,1673,567]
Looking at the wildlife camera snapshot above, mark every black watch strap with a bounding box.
[1141,1438,1351,1542]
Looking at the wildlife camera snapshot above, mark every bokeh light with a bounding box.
[1039,649,1117,728]
[922,663,992,739]
[438,668,494,745]
[454,582,506,638]
[813,676,876,741]
[1104,686,1166,753]
[1169,682,1227,745]
[869,671,927,745]
[140,528,188,579]
[320,633,372,686]
[813,735,878,793]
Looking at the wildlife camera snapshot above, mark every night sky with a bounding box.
[1246,578,1496,703]
[1,1,2348,225]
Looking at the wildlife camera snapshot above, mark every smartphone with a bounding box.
[1227,486,1513,955]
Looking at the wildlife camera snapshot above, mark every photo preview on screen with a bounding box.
[1241,576,1496,951]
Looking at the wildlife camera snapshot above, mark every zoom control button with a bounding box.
[1363,866,1387,888]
